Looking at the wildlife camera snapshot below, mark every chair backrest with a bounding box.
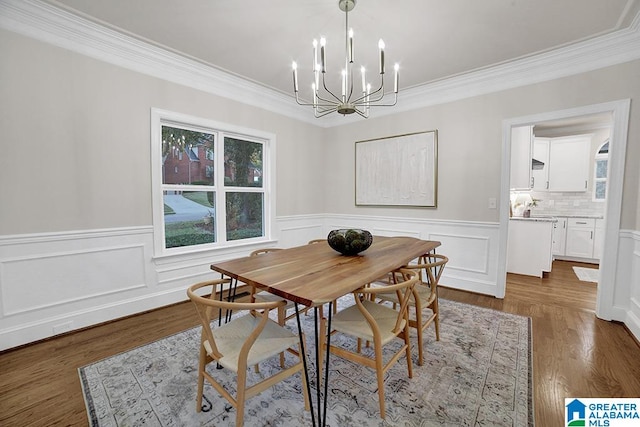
[249,248,283,257]
[405,253,448,298]
[357,268,419,334]
[187,279,287,363]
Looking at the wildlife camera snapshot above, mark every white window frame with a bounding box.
[151,108,276,257]
[593,140,609,202]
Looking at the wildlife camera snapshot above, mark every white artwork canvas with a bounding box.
[355,130,437,207]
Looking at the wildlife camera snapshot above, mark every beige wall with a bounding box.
[0,30,325,235]
[1,29,639,237]
[324,61,640,230]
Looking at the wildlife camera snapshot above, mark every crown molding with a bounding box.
[2,0,640,129]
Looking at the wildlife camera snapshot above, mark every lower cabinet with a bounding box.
[565,218,596,258]
[554,217,603,262]
[507,219,553,278]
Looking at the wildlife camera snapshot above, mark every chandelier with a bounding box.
[292,0,399,118]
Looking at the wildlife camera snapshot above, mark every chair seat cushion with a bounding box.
[203,314,299,372]
[332,299,406,345]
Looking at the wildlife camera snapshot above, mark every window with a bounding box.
[151,109,274,256]
[593,139,609,201]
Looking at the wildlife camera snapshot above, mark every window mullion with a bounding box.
[215,131,227,243]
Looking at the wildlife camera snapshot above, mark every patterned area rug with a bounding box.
[573,266,599,283]
[79,298,533,426]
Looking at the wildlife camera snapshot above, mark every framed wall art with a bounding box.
[355,130,438,207]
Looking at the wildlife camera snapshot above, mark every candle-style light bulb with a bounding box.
[320,37,326,73]
[378,39,385,74]
[348,28,354,63]
[341,69,347,98]
[312,39,318,71]
[394,63,399,93]
[312,83,317,107]
[361,66,366,93]
[292,61,299,93]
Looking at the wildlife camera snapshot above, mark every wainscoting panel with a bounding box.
[623,231,640,341]
[0,227,157,350]
[1,219,637,350]
[276,215,325,247]
[1,244,147,316]
[322,215,501,296]
[428,233,490,274]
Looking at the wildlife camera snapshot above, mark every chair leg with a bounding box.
[415,307,424,366]
[278,305,286,368]
[374,344,386,419]
[196,345,207,412]
[404,324,414,380]
[318,308,326,388]
[298,337,311,411]
[236,371,247,427]
[433,300,440,341]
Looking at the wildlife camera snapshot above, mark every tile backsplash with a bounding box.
[511,189,605,217]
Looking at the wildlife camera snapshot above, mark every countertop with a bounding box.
[510,214,604,222]
[510,216,557,222]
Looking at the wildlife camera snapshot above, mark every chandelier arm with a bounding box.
[354,106,369,119]
[319,73,342,103]
[314,93,343,107]
[354,92,398,107]
[314,106,339,118]
[295,91,345,108]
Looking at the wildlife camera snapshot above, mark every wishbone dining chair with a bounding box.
[187,279,310,427]
[374,253,449,366]
[325,268,419,419]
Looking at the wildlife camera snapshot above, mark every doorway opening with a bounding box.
[498,99,631,320]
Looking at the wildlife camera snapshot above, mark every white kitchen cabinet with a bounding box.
[552,217,567,256]
[531,137,550,190]
[507,219,553,277]
[510,125,533,190]
[548,135,591,192]
[565,218,596,258]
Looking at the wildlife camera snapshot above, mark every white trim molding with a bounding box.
[499,100,631,317]
[1,0,640,127]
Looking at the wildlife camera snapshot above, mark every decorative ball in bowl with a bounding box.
[327,229,373,256]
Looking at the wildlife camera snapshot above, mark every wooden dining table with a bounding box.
[210,235,441,426]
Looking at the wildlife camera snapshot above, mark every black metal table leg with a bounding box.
[295,303,316,427]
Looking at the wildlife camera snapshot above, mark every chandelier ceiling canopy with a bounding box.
[292,0,399,118]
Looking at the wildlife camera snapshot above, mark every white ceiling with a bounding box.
[43,0,640,99]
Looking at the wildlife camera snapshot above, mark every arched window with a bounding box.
[593,139,609,201]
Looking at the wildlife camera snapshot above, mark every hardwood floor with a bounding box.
[1,260,639,426]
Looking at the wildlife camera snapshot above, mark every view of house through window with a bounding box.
[154,112,269,253]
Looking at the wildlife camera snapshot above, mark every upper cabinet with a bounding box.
[510,125,533,190]
[547,135,591,192]
[531,137,550,190]
[512,129,592,192]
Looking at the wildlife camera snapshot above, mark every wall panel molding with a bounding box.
[1,219,637,350]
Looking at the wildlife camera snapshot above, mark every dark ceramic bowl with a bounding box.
[327,229,373,256]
